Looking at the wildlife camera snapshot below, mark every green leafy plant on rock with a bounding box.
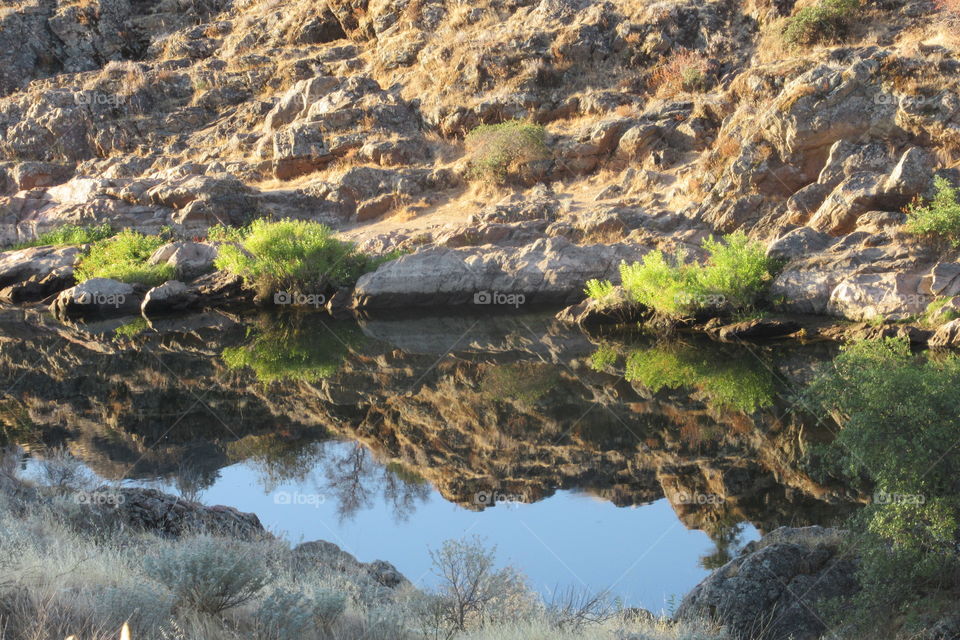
[214,219,399,298]
[904,177,960,247]
[464,120,550,184]
[589,232,771,319]
[74,229,174,286]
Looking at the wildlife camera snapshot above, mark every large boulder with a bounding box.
[292,540,408,588]
[676,526,856,640]
[352,237,643,309]
[51,278,143,318]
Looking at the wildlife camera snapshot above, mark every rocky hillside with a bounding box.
[2,0,960,323]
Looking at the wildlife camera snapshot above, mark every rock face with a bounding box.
[0,245,79,302]
[353,237,642,309]
[292,540,408,588]
[147,241,218,280]
[142,280,197,315]
[676,526,857,640]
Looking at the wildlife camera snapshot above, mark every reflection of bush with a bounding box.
[479,362,561,407]
[617,343,775,413]
[221,315,362,383]
[227,436,326,492]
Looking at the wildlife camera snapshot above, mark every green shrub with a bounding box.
[805,339,960,632]
[465,120,550,183]
[609,232,771,318]
[214,219,398,297]
[782,0,860,46]
[9,223,114,250]
[584,279,616,305]
[205,223,249,244]
[144,536,272,614]
[905,177,960,246]
[74,230,174,286]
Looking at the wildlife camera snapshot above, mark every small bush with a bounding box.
[9,224,114,250]
[464,120,550,184]
[214,219,397,297]
[611,232,771,318]
[144,536,272,614]
[255,587,346,639]
[584,279,616,305]
[96,582,175,637]
[74,230,174,286]
[649,49,710,98]
[782,0,860,46]
[904,177,960,246]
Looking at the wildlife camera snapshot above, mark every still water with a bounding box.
[2,308,852,610]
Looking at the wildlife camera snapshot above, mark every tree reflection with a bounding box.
[321,443,430,523]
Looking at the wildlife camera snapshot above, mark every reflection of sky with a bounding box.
[61,440,759,612]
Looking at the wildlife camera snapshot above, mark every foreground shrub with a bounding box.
[904,177,960,246]
[596,232,771,318]
[806,339,960,632]
[256,586,346,639]
[214,219,398,297]
[9,223,114,250]
[74,230,174,286]
[465,120,550,184]
[144,536,272,614]
[782,0,860,46]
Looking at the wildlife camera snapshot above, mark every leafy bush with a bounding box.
[214,219,398,297]
[782,0,860,46]
[464,121,550,184]
[805,339,960,632]
[74,230,174,286]
[905,177,960,246]
[584,279,616,305]
[610,232,771,318]
[144,536,272,614]
[9,224,114,250]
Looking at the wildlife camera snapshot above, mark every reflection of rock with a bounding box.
[0,310,858,538]
[677,526,856,640]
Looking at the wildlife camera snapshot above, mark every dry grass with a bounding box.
[648,49,710,99]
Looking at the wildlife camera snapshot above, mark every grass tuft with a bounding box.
[74,230,174,286]
[8,224,114,251]
[464,121,550,184]
[904,177,960,246]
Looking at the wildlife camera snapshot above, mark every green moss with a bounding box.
[74,230,174,286]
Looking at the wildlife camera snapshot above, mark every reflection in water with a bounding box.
[221,312,362,383]
[0,307,861,602]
